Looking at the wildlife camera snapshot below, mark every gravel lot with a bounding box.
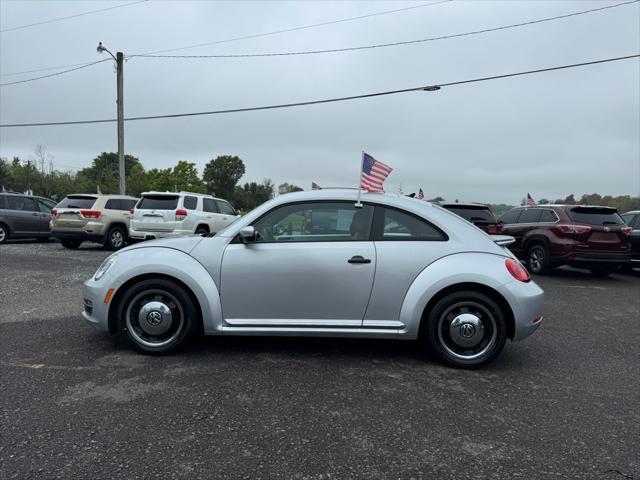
[1,241,639,480]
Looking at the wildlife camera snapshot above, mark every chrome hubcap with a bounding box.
[438,301,498,360]
[111,231,124,248]
[0,227,6,242]
[125,290,184,348]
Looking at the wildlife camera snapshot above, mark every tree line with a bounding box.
[0,150,304,212]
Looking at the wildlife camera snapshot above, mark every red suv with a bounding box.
[500,205,632,276]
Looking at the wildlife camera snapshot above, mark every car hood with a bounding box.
[122,235,204,254]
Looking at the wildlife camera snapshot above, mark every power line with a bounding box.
[0,0,149,33]
[0,0,450,77]
[133,0,453,56]
[0,59,111,87]
[1,54,637,128]
[132,1,640,60]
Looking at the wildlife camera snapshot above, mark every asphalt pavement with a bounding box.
[1,241,639,480]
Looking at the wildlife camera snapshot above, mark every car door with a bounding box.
[5,195,39,234]
[213,199,238,232]
[220,201,376,325]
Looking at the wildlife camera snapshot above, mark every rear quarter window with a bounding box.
[539,209,558,223]
[104,199,121,210]
[568,207,623,225]
[138,195,179,210]
[56,196,97,209]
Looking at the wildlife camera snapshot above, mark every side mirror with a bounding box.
[239,226,257,243]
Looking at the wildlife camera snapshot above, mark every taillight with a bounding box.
[622,226,632,235]
[130,208,135,215]
[176,209,188,221]
[487,224,503,234]
[51,208,58,217]
[554,224,591,234]
[506,258,530,282]
[80,210,101,219]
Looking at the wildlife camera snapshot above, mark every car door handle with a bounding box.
[348,255,371,264]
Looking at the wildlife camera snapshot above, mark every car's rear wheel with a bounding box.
[424,291,507,369]
[116,278,198,354]
[104,226,126,250]
[0,224,9,244]
[60,239,82,249]
[527,244,551,275]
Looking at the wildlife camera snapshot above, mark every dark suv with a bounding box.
[0,192,56,244]
[500,205,631,276]
[439,203,503,234]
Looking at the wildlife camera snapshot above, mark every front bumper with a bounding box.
[499,279,545,342]
[82,278,112,332]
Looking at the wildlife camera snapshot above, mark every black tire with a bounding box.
[423,290,508,369]
[527,243,551,275]
[115,278,199,355]
[60,239,82,249]
[195,225,209,235]
[590,266,615,277]
[104,226,126,251]
[0,223,9,244]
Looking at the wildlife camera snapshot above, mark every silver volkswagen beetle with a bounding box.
[83,190,544,368]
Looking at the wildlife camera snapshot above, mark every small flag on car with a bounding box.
[360,152,392,193]
[527,193,536,206]
[311,182,321,190]
[418,188,425,200]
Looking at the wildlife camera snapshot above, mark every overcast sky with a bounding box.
[1,0,639,203]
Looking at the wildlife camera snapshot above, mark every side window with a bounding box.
[37,199,55,213]
[253,202,374,243]
[215,200,236,215]
[519,209,542,224]
[499,209,521,224]
[621,214,633,225]
[632,216,640,229]
[539,209,558,223]
[183,196,198,210]
[378,207,446,241]
[121,199,137,211]
[6,196,37,211]
[104,199,120,210]
[203,198,218,213]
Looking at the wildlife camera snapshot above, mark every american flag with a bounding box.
[311,182,321,190]
[526,193,536,206]
[360,153,392,193]
[418,188,424,200]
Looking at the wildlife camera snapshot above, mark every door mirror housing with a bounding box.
[239,226,257,243]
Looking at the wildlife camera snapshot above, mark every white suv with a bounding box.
[129,192,239,240]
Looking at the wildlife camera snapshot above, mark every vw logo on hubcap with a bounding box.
[146,311,163,326]
[459,323,476,338]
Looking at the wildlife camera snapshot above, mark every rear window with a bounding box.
[443,206,495,222]
[138,195,179,210]
[56,196,97,209]
[568,207,623,225]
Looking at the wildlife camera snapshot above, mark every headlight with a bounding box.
[94,255,117,281]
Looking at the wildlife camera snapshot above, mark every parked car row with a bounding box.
[0,191,239,249]
[440,201,637,277]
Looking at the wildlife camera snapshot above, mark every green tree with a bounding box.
[172,161,206,193]
[278,182,303,194]
[145,168,175,192]
[234,179,274,211]
[202,155,245,199]
[75,152,144,194]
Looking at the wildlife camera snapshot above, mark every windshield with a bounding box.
[56,196,97,209]
[568,207,623,225]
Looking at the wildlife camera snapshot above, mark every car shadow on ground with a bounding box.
[544,266,640,280]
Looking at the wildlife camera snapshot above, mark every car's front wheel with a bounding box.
[116,278,199,354]
[424,291,507,369]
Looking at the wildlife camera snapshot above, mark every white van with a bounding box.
[129,191,239,240]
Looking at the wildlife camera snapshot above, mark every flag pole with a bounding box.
[355,150,364,208]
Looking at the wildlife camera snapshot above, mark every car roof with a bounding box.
[267,189,438,211]
[141,191,213,198]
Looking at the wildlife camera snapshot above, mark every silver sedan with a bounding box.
[83,190,544,368]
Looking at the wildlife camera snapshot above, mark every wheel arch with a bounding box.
[0,221,10,237]
[523,235,549,253]
[107,221,129,236]
[195,223,210,233]
[417,282,515,340]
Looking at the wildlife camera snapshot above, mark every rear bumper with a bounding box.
[554,252,632,268]
[129,228,193,240]
[499,279,545,342]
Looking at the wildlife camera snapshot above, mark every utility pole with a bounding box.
[97,42,126,195]
[116,52,125,195]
